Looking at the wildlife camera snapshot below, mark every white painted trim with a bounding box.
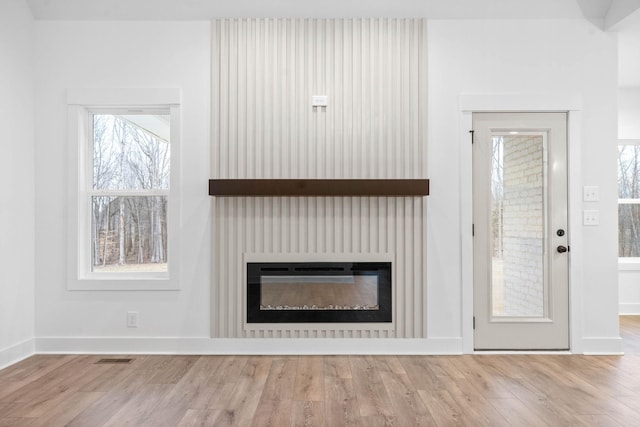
[460,112,474,354]
[459,94,584,354]
[619,304,640,315]
[459,93,582,112]
[0,339,35,370]
[30,336,627,356]
[580,337,624,355]
[67,88,181,106]
[243,252,394,263]
[243,323,396,332]
[567,110,584,354]
[242,252,396,333]
[66,91,182,291]
[35,337,463,355]
[618,260,640,270]
[474,350,572,355]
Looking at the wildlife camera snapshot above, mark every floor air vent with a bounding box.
[95,358,133,364]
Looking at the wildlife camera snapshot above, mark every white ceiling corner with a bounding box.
[605,0,640,29]
[576,0,612,29]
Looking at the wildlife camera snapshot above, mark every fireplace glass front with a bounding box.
[247,262,392,323]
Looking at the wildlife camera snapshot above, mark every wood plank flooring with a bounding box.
[1,316,639,426]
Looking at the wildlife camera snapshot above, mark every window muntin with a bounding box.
[89,112,170,274]
[618,144,640,258]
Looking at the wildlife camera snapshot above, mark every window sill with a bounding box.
[618,259,640,271]
[68,278,178,291]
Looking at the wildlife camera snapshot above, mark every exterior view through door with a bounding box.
[473,112,569,350]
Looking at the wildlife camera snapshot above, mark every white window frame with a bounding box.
[67,88,181,290]
[618,139,640,270]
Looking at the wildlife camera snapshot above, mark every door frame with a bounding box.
[472,112,569,350]
[459,93,584,354]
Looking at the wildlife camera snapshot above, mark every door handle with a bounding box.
[557,245,568,253]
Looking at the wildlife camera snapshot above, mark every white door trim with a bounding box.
[459,93,583,354]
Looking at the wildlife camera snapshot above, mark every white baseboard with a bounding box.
[28,336,627,356]
[0,339,35,370]
[619,303,640,315]
[581,337,624,355]
[35,337,464,355]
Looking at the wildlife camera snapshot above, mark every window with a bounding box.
[90,112,170,273]
[68,88,180,290]
[618,141,640,260]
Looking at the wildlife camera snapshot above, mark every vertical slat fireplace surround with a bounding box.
[211,19,428,338]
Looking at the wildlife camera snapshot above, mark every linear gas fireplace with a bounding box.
[247,262,392,323]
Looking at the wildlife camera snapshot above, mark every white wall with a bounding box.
[34,22,212,340]
[619,88,640,139]
[0,0,36,367]
[618,87,640,314]
[32,18,620,353]
[428,20,620,351]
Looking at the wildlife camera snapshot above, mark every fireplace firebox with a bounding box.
[247,262,392,323]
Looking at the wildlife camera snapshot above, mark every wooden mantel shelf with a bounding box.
[209,179,429,197]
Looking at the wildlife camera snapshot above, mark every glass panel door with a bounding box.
[491,134,546,318]
[473,112,569,350]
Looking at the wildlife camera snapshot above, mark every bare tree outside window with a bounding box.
[618,145,640,257]
[91,114,170,272]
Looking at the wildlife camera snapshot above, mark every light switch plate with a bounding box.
[312,95,328,107]
[583,210,600,226]
[126,311,138,328]
[583,186,599,202]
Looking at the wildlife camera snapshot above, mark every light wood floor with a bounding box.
[1,317,640,426]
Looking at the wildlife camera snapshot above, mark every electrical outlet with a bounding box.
[583,210,600,226]
[583,186,599,202]
[126,311,138,328]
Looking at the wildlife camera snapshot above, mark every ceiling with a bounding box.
[24,0,640,87]
[23,0,618,21]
